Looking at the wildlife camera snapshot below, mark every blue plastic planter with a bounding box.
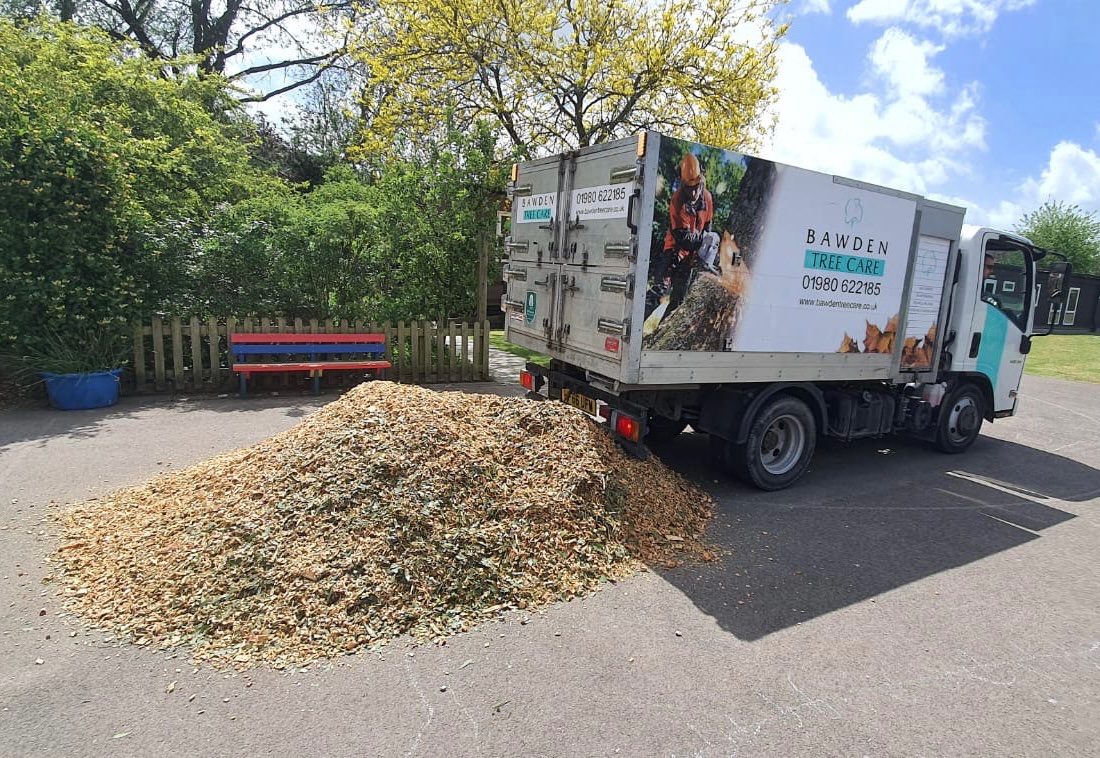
[41,369,122,410]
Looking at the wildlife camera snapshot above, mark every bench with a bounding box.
[230,333,391,398]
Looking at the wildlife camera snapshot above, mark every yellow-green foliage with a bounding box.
[355,0,788,155]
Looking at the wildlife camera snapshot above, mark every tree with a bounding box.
[1016,201,1100,275]
[1,0,361,102]
[355,0,786,155]
[196,121,507,321]
[0,19,267,360]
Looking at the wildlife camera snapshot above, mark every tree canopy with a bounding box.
[1016,200,1100,275]
[1,0,359,101]
[0,19,267,361]
[355,0,787,155]
[196,122,506,321]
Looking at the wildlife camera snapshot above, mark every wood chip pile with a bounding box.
[52,382,713,669]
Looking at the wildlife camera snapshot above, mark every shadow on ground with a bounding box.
[0,379,518,453]
[651,431,1099,641]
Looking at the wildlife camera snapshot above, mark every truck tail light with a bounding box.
[598,405,611,421]
[613,411,642,443]
[519,370,535,391]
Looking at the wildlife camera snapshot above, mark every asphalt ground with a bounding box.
[1,370,1098,756]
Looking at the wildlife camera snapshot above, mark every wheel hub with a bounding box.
[956,405,978,435]
[759,415,805,475]
[946,396,979,444]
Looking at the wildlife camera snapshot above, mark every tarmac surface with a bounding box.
[1,355,1098,756]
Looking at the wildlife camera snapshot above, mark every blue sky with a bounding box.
[762,0,1100,230]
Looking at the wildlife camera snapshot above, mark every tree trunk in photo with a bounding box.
[644,273,742,351]
[644,158,777,351]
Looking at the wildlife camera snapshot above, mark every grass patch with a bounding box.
[1025,334,1100,383]
[489,330,550,367]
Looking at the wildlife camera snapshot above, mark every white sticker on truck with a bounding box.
[639,135,930,357]
[516,192,558,224]
[900,235,951,370]
[731,167,918,354]
[569,184,630,221]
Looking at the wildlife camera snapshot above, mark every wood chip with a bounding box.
[51,383,714,670]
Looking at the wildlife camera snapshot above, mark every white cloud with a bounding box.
[762,31,983,196]
[799,0,832,13]
[942,142,1100,229]
[847,0,1037,38]
[868,28,944,97]
[1021,142,1100,213]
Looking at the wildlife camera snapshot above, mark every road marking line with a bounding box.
[981,511,1042,536]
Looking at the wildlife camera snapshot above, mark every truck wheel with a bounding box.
[734,396,817,490]
[934,384,984,454]
[646,415,688,445]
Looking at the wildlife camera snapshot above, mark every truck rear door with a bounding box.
[554,137,648,380]
[504,155,565,350]
[505,136,651,383]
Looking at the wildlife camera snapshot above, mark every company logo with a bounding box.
[844,198,864,229]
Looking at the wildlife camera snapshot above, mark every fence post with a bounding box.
[225,316,237,391]
[132,321,146,393]
[448,321,458,382]
[170,316,185,390]
[410,321,420,383]
[420,320,428,382]
[396,321,406,382]
[207,315,220,388]
[459,322,470,381]
[482,320,490,380]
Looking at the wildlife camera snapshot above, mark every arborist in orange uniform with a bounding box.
[645,152,719,323]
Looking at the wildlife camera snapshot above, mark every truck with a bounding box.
[502,132,1072,490]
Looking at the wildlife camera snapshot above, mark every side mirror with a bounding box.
[1047,260,1071,301]
[1036,260,1073,337]
[1020,334,1032,354]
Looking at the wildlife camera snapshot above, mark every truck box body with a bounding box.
[504,132,966,388]
[504,132,1069,490]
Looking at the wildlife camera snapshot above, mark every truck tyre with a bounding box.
[730,396,817,491]
[646,414,688,445]
[934,384,984,454]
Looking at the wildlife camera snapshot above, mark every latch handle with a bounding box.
[626,190,640,235]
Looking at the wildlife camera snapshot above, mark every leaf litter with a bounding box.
[51,382,714,669]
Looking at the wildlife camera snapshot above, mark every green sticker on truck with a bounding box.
[525,291,536,324]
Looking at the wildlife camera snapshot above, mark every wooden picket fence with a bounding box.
[129,316,490,394]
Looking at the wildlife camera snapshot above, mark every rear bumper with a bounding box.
[524,361,649,457]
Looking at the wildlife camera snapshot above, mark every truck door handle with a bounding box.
[598,318,630,336]
[600,275,633,295]
[626,189,640,235]
[969,332,981,358]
